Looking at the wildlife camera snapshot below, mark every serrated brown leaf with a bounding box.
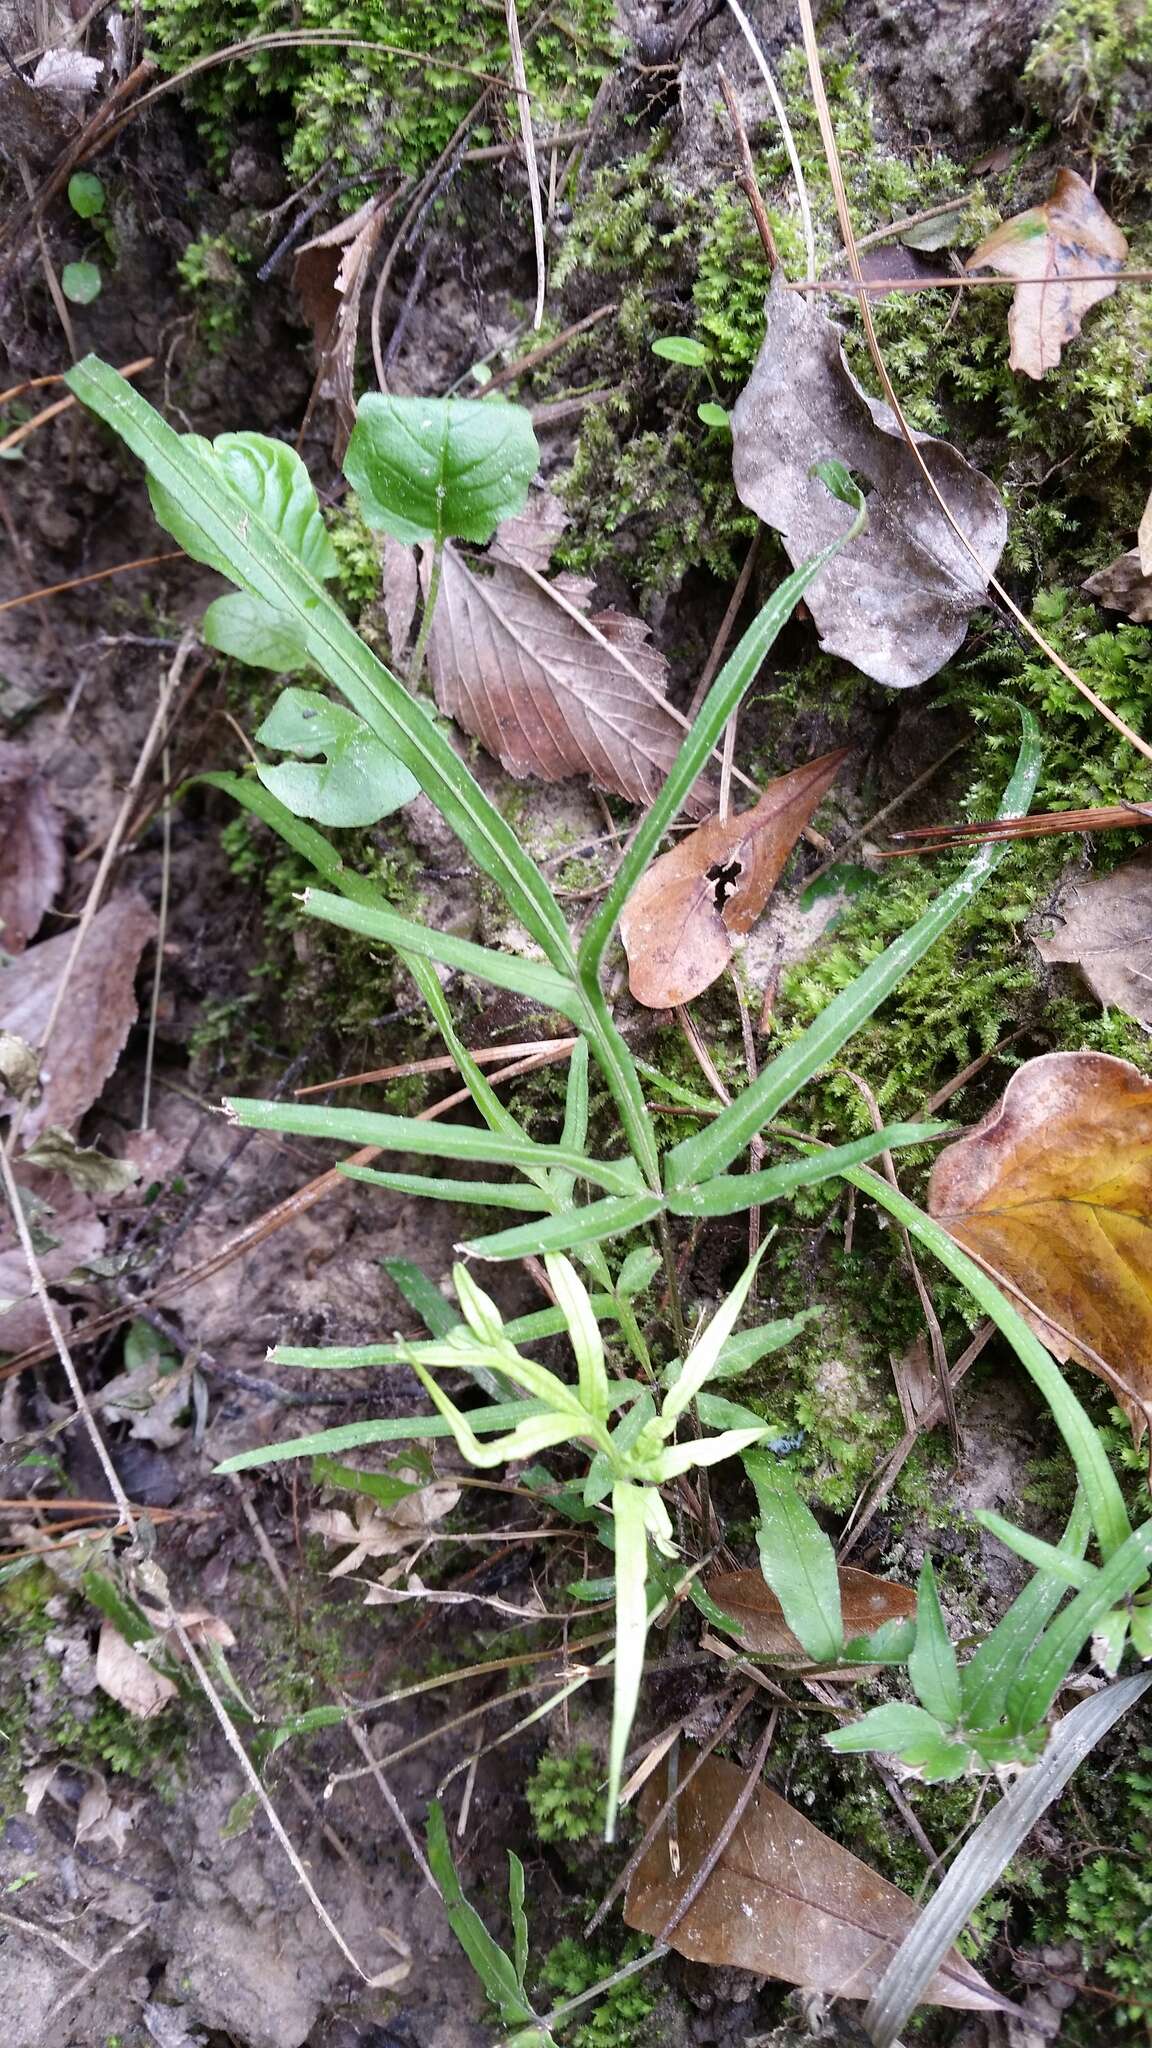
[1083,547,1152,622]
[619,750,847,1007]
[0,744,65,954]
[731,277,1006,689]
[0,892,157,1143]
[624,1751,1001,2010]
[927,1051,1152,1443]
[966,169,1127,378]
[1035,851,1152,1027]
[706,1564,915,1663]
[423,542,714,814]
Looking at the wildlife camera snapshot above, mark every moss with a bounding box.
[142,0,618,188]
[176,231,250,345]
[325,495,384,612]
[1024,0,1152,177]
[527,1744,607,1844]
[534,1936,657,2048]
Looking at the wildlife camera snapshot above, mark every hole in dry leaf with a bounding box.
[706,858,743,911]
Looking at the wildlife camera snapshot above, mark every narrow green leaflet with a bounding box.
[712,1307,822,1379]
[255,688,419,825]
[827,1701,956,1760]
[223,1096,643,1196]
[662,1247,765,1426]
[462,1193,664,1261]
[974,1510,1097,1593]
[344,393,539,544]
[666,1123,949,1216]
[301,887,580,1016]
[344,1166,553,1212]
[664,716,1042,1190]
[961,1494,1090,1730]
[1003,1518,1152,1732]
[269,1295,624,1368]
[908,1559,962,1725]
[743,1452,843,1664]
[606,1479,653,1841]
[382,1256,461,1337]
[215,1399,557,1471]
[426,1801,536,2027]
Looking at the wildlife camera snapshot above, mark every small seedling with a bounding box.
[61,261,101,305]
[67,172,105,219]
[651,335,729,428]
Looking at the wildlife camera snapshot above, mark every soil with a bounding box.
[1,3,1150,2046]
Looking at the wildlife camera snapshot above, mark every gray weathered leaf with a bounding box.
[1083,549,1152,622]
[0,893,157,1142]
[1035,851,1152,1027]
[0,744,65,954]
[423,543,712,812]
[730,278,1007,688]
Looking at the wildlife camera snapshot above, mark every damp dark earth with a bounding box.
[3,2,1152,2045]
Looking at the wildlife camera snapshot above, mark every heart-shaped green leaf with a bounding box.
[255,686,418,825]
[344,394,539,544]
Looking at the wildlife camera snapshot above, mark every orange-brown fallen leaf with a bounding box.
[928,1051,1152,1443]
[624,1751,1002,2011]
[966,169,1127,378]
[619,750,848,1007]
[706,1564,915,1664]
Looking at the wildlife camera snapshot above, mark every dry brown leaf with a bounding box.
[309,1477,460,1576]
[619,750,848,1007]
[0,892,157,1142]
[1082,548,1152,622]
[0,1187,106,1353]
[294,194,391,455]
[99,1359,194,1449]
[624,1751,1001,2010]
[75,1773,137,1855]
[966,169,1127,378]
[730,278,1006,689]
[95,1622,178,1719]
[1035,851,1152,1027]
[420,541,714,814]
[928,1051,1152,1442]
[0,744,65,954]
[381,533,418,666]
[706,1564,915,1663]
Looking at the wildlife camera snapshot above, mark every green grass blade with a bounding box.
[215,1399,557,1470]
[666,1122,950,1216]
[343,1165,553,1211]
[301,887,581,1015]
[960,1494,1090,1729]
[863,1673,1152,2048]
[462,1192,665,1261]
[664,715,1042,1190]
[426,1800,534,2026]
[606,1481,652,1841]
[973,1511,1097,1593]
[381,1256,461,1336]
[842,1166,1131,1560]
[580,517,863,984]
[268,1295,624,1368]
[1004,1519,1152,1732]
[908,1558,962,1725]
[223,1096,644,1196]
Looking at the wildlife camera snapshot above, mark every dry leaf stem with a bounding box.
[794,0,1152,766]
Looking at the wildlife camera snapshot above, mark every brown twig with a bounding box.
[0,550,185,614]
[717,67,778,271]
[485,302,617,388]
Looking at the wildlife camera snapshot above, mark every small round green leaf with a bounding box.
[697,401,730,429]
[255,685,419,826]
[652,336,712,366]
[67,172,105,219]
[343,394,539,545]
[61,261,101,305]
[202,592,311,673]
